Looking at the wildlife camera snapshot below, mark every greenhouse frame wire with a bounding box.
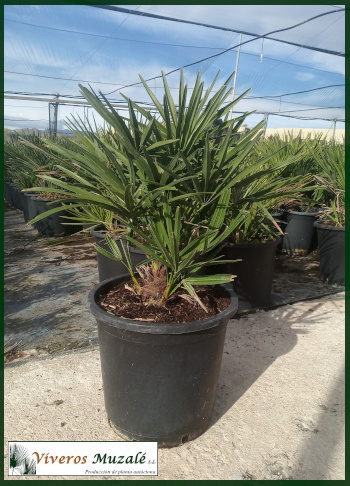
[4,4,345,131]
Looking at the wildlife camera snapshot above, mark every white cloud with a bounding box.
[295,72,315,82]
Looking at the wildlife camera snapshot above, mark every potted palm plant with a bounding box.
[201,136,316,307]
[6,133,83,235]
[23,70,251,445]
[214,203,282,307]
[24,68,314,445]
[312,141,345,285]
[88,192,244,447]
[250,131,322,255]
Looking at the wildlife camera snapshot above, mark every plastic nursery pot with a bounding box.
[19,191,30,223]
[90,226,146,282]
[282,209,319,255]
[26,193,39,227]
[82,223,94,231]
[30,197,83,236]
[22,192,38,224]
[4,182,12,207]
[271,211,287,254]
[88,274,238,448]
[314,221,345,286]
[8,183,23,211]
[222,238,280,308]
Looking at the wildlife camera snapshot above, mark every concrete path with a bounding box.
[4,292,345,480]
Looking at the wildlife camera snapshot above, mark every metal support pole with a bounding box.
[229,33,242,120]
[54,94,59,136]
[333,119,337,142]
[48,103,52,134]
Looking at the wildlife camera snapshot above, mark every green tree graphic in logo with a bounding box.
[9,444,36,475]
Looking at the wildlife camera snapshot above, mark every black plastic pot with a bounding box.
[90,226,146,282]
[19,191,29,222]
[27,193,39,226]
[271,210,287,254]
[271,210,287,230]
[88,274,238,447]
[314,221,345,285]
[4,182,12,206]
[82,223,94,231]
[21,192,29,222]
[282,209,319,255]
[30,197,82,236]
[8,183,23,210]
[5,182,15,208]
[222,238,279,307]
[22,192,38,223]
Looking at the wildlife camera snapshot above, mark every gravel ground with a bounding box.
[4,292,345,480]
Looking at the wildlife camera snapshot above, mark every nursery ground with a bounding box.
[4,209,344,360]
[4,291,345,480]
[4,208,346,480]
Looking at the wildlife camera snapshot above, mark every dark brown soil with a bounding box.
[282,204,319,212]
[317,220,344,228]
[97,280,231,323]
[36,192,67,200]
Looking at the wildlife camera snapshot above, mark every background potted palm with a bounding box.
[215,203,283,307]
[208,183,315,307]
[5,133,83,235]
[199,137,316,307]
[24,68,316,445]
[251,131,322,255]
[312,141,345,285]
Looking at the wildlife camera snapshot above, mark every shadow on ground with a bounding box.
[290,363,345,479]
[211,293,345,426]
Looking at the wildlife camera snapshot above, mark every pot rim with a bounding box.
[314,221,345,231]
[90,225,110,239]
[90,226,145,255]
[31,197,66,203]
[88,274,238,334]
[225,236,282,249]
[284,209,319,216]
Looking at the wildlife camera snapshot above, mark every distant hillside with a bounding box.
[4,128,74,140]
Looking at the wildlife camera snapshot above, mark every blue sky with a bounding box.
[4,4,345,132]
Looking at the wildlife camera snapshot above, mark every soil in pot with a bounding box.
[89,275,238,447]
[90,226,146,281]
[314,221,345,285]
[97,279,231,323]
